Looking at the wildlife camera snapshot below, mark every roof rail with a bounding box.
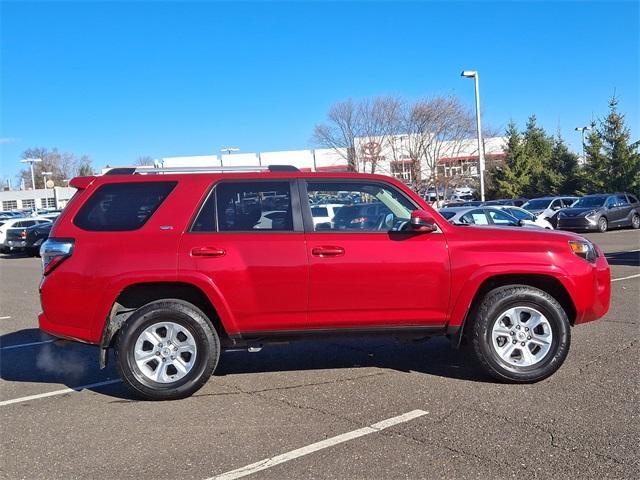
[105,165,300,175]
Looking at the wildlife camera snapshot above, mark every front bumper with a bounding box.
[573,254,611,324]
[557,217,598,231]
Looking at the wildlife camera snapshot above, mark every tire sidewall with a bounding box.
[598,217,608,232]
[632,214,640,229]
[116,300,219,400]
[475,289,570,382]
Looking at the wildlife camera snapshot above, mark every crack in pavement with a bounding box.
[467,407,631,467]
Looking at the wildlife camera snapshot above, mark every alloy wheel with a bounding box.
[491,306,553,367]
[133,321,198,383]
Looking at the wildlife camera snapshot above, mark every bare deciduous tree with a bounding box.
[402,96,476,187]
[18,148,94,188]
[313,96,403,173]
[313,99,360,171]
[136,155,155,166]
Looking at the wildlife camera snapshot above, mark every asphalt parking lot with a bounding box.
[1,230,638,480]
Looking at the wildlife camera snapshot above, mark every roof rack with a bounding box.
[105,165,300,175]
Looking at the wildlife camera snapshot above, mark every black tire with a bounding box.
[631,214,640,230]
[470,285,570,383]
[598,216,608,233]
[115,299,220,400]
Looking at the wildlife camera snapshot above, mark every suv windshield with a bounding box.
[522,199,552,210]
[572,196,607,208]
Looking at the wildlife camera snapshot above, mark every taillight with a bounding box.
[40,238,74,275]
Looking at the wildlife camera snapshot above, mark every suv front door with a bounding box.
[302,180,450,329]
[178,180,308,334]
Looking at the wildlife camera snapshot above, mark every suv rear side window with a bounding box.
[74,182,176,231]
[193,181,294,232]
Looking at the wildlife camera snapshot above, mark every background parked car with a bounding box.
[438,206,544,228]
[5,222,53,256]
[483,198,529,207]
[310,203,344,230]
[522,196,578,222]
[556,193,640,232]
[333,202,391,230]
[0,217,52,253]
[494,206,554,229]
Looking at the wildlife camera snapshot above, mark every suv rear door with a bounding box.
[301,179,450,329]
[178,179,308,334]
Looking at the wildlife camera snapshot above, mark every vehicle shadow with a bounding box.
[215,336,492,383]
[0,329,128,399]
[1,328,493,402]
[605,250,640,267]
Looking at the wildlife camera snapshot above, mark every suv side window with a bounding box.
[605,196,617,208]
[74,182,177,231]
[616,194,629,206]
[306,181,416,232]
[196,181,294,232]
[627,194,639,204]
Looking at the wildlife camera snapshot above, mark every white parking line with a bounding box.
[207,409,428,480]
[0,379,121,407]
[0,339,56,350]
[0,316,11,320]
[611,273,640,283]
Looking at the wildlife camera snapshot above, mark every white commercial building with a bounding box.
[0,186,76,212]
[160,135,507,185]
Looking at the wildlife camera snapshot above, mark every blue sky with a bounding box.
[1,0,638,179]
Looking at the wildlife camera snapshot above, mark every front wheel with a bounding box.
[470,285,570,383]
[115,299,220,400]
[631,214,640,230]
[598,217,608,232]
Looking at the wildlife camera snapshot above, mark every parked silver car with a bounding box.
[438,206,545,228]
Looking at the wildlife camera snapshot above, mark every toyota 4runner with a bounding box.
[39,166,611,400]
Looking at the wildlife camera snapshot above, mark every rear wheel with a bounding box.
[598,216,608,232]
[470,285,570,383]
[631,214,640,229]
[115,299,220,400]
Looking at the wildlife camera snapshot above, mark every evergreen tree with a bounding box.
[582,123,607,192]
[492,121,532,197]
[549,134,581,195]
[523,115,555,196]
[600,96,640,192]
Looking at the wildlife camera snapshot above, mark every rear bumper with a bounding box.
[38,311,95,344]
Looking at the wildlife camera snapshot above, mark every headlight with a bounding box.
[568,240,597,263]
[583,210,597,218]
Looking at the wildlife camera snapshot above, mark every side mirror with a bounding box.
[410,210,438,233]
[552,205,561,211]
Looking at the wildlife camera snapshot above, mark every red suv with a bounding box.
[39,166,611,400]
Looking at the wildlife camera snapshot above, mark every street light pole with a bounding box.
[574,126,592,159]
[20,158,42,190]
[41,171,53,211]
[461,70,485,201]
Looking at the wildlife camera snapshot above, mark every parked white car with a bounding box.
[0,217,52,252]
[495,206,554,229]
[522,196,578,221]
[310,204,344,230]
